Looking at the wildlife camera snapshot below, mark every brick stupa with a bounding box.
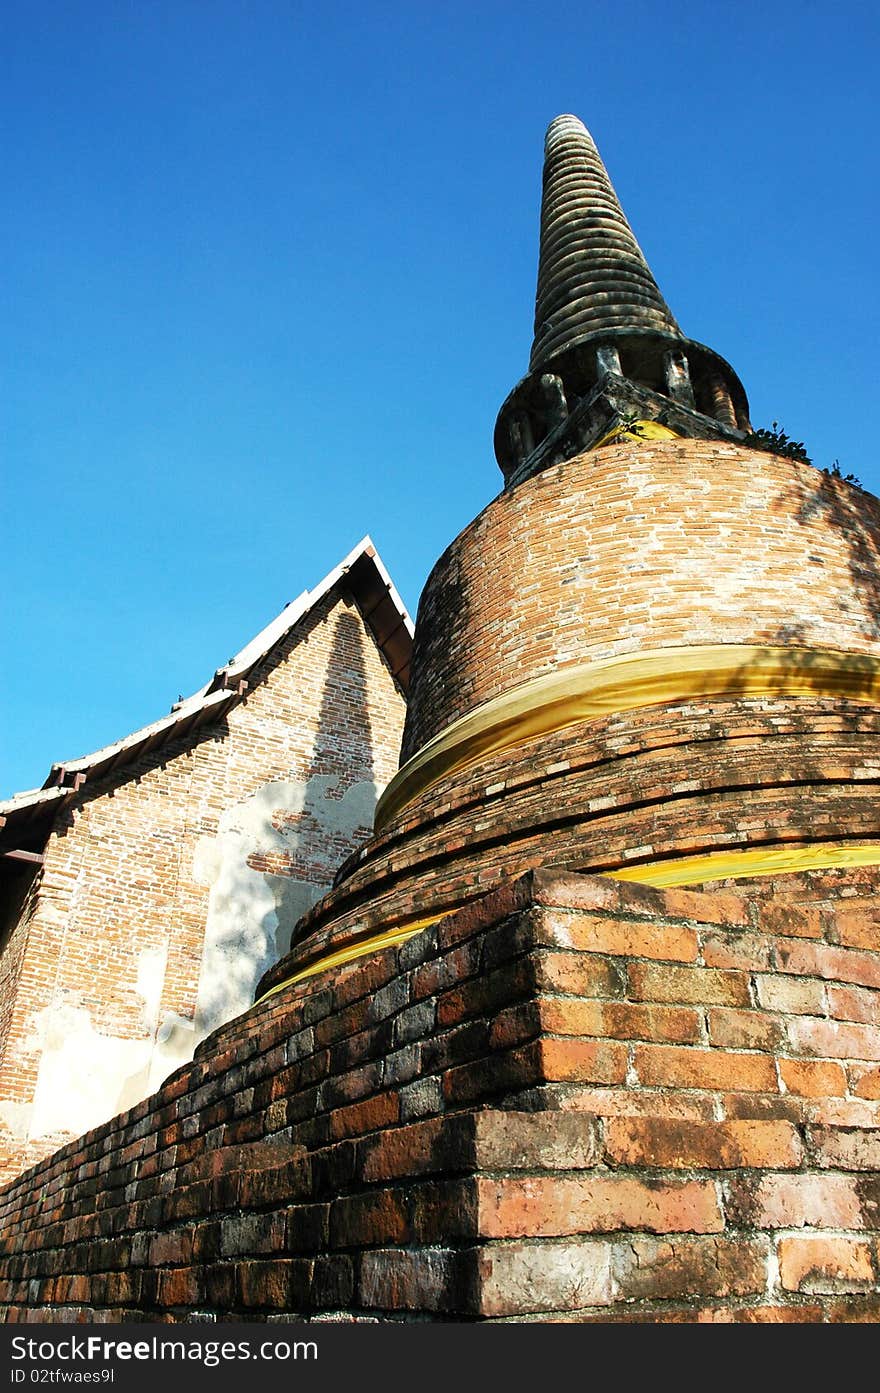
[2,115,879,1323]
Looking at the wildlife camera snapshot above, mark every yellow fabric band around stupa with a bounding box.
[254,914,445,1004]
[592,418,681,449]
[374,643,880,830]
[608,841,880,888]
[253,841,880,1006]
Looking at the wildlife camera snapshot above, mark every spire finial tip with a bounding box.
[544,113,592,152]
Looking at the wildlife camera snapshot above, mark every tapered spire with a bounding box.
[494,115,750,487]
[530,115,680,371]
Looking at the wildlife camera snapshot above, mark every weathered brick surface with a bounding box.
[477,1174,724,1237]
[777,1236,876,1293]
[603,1117,802,1170]
[0,586,407,1184]
[724,1173,868,1230]
[287,695,880,978]
[274,445,880,979]
[478,1240,613,1316]
[0,868,878,1323]
[403,442,880,754]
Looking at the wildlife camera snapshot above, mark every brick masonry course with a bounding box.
[278,441,880,985]
[402,441,880,755]
[283,695,880,976]
[0,586,406,1185]
[1,868,878,1323]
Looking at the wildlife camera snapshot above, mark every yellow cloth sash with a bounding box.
[375,643,880,830]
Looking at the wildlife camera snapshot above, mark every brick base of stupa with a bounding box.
[1,868,878,1322]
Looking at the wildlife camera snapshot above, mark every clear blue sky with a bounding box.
[3,0,879,799]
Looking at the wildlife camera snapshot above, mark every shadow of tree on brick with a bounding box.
[690,459,880,703]
[193,599,381,1043]
[720,461,880,717]
[399,549,469,760]
[605,463,880,889]
[780,463,880,640]
[269,605,380,953]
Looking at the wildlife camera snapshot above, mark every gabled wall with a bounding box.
[0,585,406,1185]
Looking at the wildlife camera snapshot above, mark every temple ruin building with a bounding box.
[1,115,878,1322]
[0,540,410,1184]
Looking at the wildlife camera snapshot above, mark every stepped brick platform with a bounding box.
[3,112,878,1327]
[1,869,878,1323]
[279,438,880,984]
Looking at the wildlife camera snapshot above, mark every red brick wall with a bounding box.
[287,443,880,982]
[0,587,406,1185]
[0,878,35,1068]
[403,441,880,756]
[283,694,880,977]
[0,870,877,1322]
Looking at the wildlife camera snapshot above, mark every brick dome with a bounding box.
[260,438,880,991]
[401,439,880,759]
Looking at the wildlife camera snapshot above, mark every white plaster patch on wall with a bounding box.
[193,775,380,1043]
[135,941,168,1035]
[149,1013,196,1090]
[117,1010,196,1114]
[27,1002,154,1141]
[269,877,323,963]
[192,836,223,889]
[0,1100,34,1143]
[23,941,184,1142]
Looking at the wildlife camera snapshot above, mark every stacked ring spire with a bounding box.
[530,114,680,369]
